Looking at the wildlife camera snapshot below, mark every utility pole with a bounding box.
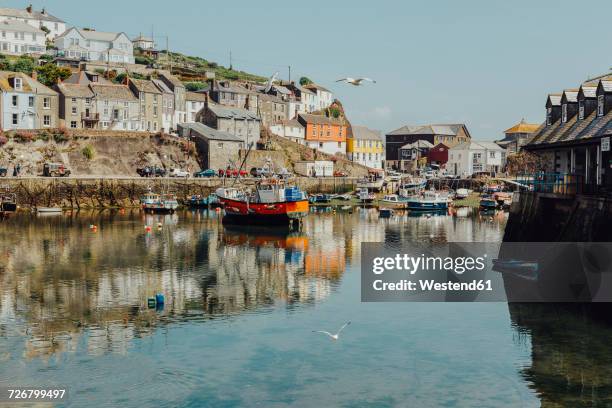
[229,50,233,70]
[288,65,291,83]
[166,36,171,72]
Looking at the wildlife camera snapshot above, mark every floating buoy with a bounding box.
[145,225,152,232]
[215,207,221,213]
[155,293,165,305]
[119,208,125,215]
[157,222,163,228]
[92,225,97,232]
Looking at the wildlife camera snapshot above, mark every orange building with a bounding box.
[297,113,348,155]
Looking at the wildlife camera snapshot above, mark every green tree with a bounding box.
[299,76,313,86]
[35,63,71,86]
[11,56,36,74]
[185,81,207,91]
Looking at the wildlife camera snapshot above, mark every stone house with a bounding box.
[197,102,261,146]
[128,78,163,132]
[186,122,244,170]
[269,119,305,144]
[257,93,288,126]
[186,91,207,123]
[496,119,540,155]
[0,71,58,130]
[158,71,186,125]
[89,84,139,131]
[152,79,175,133]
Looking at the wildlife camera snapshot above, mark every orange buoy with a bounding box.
[215,207,221,213]
[145,225,152,232]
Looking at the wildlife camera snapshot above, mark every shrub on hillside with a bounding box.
[0,134,7,146]
[82,145,95,160]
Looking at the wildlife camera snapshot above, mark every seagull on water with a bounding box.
[312,321,351,341]
[335,77,376,86]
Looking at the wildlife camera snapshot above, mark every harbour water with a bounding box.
[0,208,610,407]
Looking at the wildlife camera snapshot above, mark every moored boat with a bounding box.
[188,194,219,208]
[398,177,427,198]
[356,170,385,192]
[380,194,407,208]
[309,193,332,204]
[216,182,309,226]
[455,188,471,199]
[405,190,449,211]
[479,194,498,210]
[357,188,376,204]
[0,190,17,215]
[141,192,179,213]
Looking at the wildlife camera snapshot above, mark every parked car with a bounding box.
[0,167,7,177]
[194,169,217,178]
[168,168,190,178]
[277,168,293,179]
[43,162,71,177]
[137,166,166,178]
[250,167,273,178]
[219,168,248,178]
[333,170,348,177]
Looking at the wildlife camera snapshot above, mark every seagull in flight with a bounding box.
[335,77,376,86]
[312,322,351,341]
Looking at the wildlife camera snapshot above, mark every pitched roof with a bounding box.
[90,84,137,101]
[298,113,345,126]
[600,76,612,93]
[304,83,331,93]
[186,91,207,102]
[504,119,541,134]
[0,71,57,95]
[186,122,243,142]
[63,70,111,85]
[158,71,184,90]
[562,89,579,103]
[0,19,44,34]
[61,28,127,42]
[547,93,562,106]
[387,123,467,137]
[152,78,172,94]
[132,35,153,42]
[579,83,598,99]
[0,7,64,23]
[56,83,94,98]
[272,119,303,128]
[207,103,260,120]
[400,140,434,149]
[451,141,504,151]
[129,78,161,94]
[350,125,382,141]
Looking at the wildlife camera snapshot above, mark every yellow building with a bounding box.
[347,125,384,169]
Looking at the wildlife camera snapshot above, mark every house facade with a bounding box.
[128,78,163,132]
[257,93,288,126]
[0,71,58,130]
[0,5,65,40]
[186,122,244,170]
[0,20,45,55]
[303,83,333,111]
[297,113,347,156]
[347,125,384,169]
[496,119,541,155]
[159,72,186,125]
[447,141,505,177]
[269,119,305,144]
[55,28,135,64]
[89,84,140,131]
[152,78,174,133]
[132,35,154,50]
[385,123,471,170]
[186,91,207,123]
[198,102,261,146]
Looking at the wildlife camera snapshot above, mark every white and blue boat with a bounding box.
[479,194,498,210]
[405,190,449,211]
[398,177,427,198]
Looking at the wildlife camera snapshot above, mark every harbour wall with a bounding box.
[504,191,612,242]
[2,177,358,209]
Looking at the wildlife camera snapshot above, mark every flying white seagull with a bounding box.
[312,321,351,341]
[335,77,376,86]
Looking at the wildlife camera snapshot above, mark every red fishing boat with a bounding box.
[216,182,309,226]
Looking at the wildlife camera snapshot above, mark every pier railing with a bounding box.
[515,172,589,195]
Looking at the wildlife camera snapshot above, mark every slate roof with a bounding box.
[90,84,137,101]
[387,123,468,137]
[207,103,260,120]
[0,19,44,34]
[562,89,579,103]
[185,91,207,102]
[547,94,562,106]
[58,28,127,42]
[579,83,598,99]
[158,71,184,89]
[187,122,243,142]
[400,140,434,149]
[350,125,382,141]
[450,141,504,151]
[0,7,64,23]
[152,79,172,94]
[129,78,161,94]
[298,113,345,126]
[0,71,57,95]
[56,83,94,98]
[304,83,331,93]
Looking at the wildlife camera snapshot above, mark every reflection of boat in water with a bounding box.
[1,190,17,216]
[141,193,179,213]
[217,182,309,226]
[407,209,447,218]
[379,208,394,218]
[479,194,498,210]
[222,224,309,249]
[358,188,376,204]
[188,194,219,208]
[405,190,449,211]
[36,207,62,214]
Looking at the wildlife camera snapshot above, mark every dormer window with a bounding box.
[14,77,22,90]
[546,107,552,125]
[598,95,605,117]
[561,104,568,123]
[579,101,585,120]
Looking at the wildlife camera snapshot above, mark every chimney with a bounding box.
[26,4,32,13]
[41,7,46,15]
[31,70,37,81]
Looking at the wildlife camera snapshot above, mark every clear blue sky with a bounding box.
[7,0,612,139]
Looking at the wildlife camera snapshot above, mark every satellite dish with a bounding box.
[264,71,279,93]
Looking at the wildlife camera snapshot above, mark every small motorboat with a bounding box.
[380,194,407,208]
[493,192,513,208]
[0,190,17,215]
[455,188,471,199]
[188,194,219,208]
[479,194,498,210]
[141,192,179,213]
[309,193,332,204]
[36,207,62,213]
[379,208,394,218]
[398,177,427,198]
[405,190,449,211]
[358,188,375,204]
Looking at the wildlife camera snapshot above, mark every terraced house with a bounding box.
[523,74,612,190]
[128,78,163,132]
[347,125,384,169]
[0,20,45,55]
[297,113,347,156]
[0,5,66,40]
[0,71,58,130]
[89,83,139,131]
[55,70,109,129]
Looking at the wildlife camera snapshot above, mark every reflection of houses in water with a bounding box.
[509,303,612,407]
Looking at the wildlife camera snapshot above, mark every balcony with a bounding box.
[82,112,100,122]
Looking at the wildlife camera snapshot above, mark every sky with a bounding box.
[5,0,612,139]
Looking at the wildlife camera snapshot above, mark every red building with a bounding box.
[427,143,449,166]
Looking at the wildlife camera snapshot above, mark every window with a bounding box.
[319,142,323,148]
[579,101,585,120]
[71,97,77,103]
[70,121,77,128]
[153,106,158,116]
[598,95,605,117]
[113,110,119,120]
[489,151,495,158]
[43,115,50,126]
[28,96,34,107]
[338,142,342,148]
[546,107,552,125]
[218,142,223,148]
[43,97,50,109]
[71,106,77,115]
[102,121,109,128]
[11,95,17,107]
[85,98,91,105]
[561,104,567,123]
[123,110,128,120]
[153,122,158,131]
[12,113,17,125]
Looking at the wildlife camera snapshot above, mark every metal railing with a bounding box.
[515,172,587,195]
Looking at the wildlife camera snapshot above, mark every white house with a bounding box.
[132,34,154,50]
[55,28,135,64]
[0,5,66,40]
[0,20,45,55]
[269,119,305,144]
[447,141,506,177]
[186,91,207,123]
[294,160,334,177]
[0,71,58,130]
[304,83,333,111]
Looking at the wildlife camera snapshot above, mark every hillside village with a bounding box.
[0,4,543,178]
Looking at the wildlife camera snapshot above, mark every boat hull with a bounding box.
[220,197,309,225]
[406,201,448,211]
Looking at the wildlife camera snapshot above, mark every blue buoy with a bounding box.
[155,293,165,305]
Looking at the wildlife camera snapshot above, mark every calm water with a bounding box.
[1,208,612,407]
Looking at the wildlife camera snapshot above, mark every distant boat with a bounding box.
[479,194,498,210]
[455,188,471,199]
[405,190,449,211]
[358,188,375,204]
[188,194,219,208]
[36,207,62,213]
[398,177,427,198]
[309,193,332,204]
[0,191,16,215]
[380,194,407,208]
[379,208,394,218]
[356,172,385,192]
[141,193,179,213]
